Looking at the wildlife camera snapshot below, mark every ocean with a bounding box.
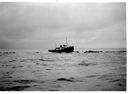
[0,48,126,91]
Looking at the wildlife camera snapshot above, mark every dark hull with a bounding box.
[48,46,74,53]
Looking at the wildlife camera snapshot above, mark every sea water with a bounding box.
[0,48,126,91]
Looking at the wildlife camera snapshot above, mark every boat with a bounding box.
[48,38,74,53]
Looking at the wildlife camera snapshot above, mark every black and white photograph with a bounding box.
[0,1,126,91]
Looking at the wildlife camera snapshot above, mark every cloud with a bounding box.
[0,2,126,49]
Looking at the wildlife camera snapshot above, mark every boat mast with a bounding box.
[66,37,68,46]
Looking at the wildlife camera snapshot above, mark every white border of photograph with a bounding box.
[0,0,127,94]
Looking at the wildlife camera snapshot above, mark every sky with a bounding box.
[0,2,126,50]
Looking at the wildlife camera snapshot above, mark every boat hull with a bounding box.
[48,46,74,53]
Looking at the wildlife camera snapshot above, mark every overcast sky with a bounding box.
[0,2,126,50]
